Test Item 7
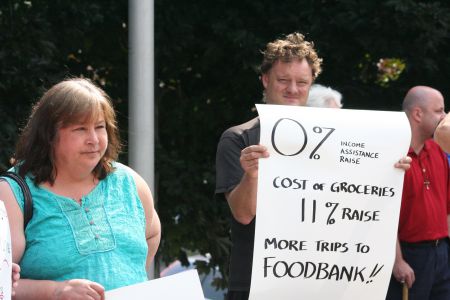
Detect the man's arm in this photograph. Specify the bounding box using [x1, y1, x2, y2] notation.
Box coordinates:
[226, 145, 269, 225]
[392, 239, 415, 288]
[435, 113, 450, 153]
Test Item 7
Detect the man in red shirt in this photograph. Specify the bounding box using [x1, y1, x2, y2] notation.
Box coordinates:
[386, 86, 450, 300]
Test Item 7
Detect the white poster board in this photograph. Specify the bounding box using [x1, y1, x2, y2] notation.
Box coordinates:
[106, 270, 205, 300]
[0, 200, 12, 300]
[249, 104, 411, 300]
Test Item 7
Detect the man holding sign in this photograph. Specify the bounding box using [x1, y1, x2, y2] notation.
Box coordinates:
[215, 32, 411, 300]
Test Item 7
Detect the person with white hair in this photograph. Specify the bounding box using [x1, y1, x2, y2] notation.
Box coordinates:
[306, 84, 343, 108]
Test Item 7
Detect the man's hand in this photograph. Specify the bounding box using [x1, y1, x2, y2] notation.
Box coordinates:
[240, 145, 270, 178]
[225, 144, 269, 225]
[393, 258, 415, 288]
[394, 156, 412, 171]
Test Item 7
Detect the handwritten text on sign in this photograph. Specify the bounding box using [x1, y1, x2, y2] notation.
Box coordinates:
[249, 104, 411, 300]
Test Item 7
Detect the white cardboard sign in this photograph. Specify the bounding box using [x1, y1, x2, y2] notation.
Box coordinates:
[0, 200, 12, 300]
[249, 104, 411, 300]
[106, 270, 205, 300]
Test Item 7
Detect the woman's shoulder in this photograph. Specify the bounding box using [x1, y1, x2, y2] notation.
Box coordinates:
[106, 162, 138, 185]
[108, 162, 150, 196]
[0, 167, 30, 209]
[108, 161, 130, 176]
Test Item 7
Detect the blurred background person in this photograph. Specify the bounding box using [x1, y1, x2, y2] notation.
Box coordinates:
[306, 84, 343, 108]
[435, 112, 450, 154]
[435, 112, 450, 165]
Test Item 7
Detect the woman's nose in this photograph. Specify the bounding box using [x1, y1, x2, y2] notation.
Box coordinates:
[86, 128, 99, 144]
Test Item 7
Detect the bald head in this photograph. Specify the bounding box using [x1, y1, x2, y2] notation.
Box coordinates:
[402, 86, 445, 148]
[402, 86, 444, 116]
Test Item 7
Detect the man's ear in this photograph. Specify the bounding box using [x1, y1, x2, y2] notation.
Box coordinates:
[261, 73, 269, 89]
[411, 107, 423, 123]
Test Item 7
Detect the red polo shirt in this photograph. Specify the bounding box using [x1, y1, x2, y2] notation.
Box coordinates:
[398, 139, 450, 243]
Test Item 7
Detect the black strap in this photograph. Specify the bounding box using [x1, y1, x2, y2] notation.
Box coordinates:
[1, 171, 33, 229]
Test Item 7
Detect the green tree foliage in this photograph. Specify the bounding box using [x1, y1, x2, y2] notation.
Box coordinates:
[155, 0, 450, 290]
[0, 0, 128, 170]
[1, 0, 450, 294]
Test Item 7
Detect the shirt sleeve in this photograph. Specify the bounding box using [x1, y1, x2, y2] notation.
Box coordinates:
[0, 176, 25, 212]
[215, 133, 245, 195]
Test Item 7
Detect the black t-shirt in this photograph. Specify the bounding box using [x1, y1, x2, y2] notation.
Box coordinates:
[215, 117, 260, 291]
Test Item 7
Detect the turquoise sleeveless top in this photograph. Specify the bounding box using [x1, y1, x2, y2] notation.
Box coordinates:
[3, 162, 148, 290]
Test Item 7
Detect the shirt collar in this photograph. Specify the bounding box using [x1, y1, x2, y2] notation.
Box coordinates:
[408, 139, 433, 157]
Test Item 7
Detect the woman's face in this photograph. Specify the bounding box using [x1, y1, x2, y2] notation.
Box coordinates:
[53, 113, 108, 175]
